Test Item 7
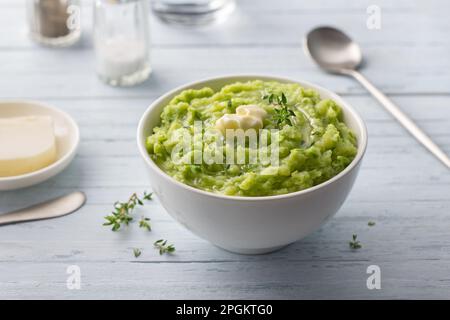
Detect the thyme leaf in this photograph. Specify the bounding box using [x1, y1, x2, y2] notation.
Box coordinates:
[349, 234, 362, 250]
[154, 239, 176, 255]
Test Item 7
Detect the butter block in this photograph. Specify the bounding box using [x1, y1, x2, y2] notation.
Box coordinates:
[0, 116, 57, 177]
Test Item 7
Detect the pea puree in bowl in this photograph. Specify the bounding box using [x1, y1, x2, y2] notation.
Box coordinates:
[137, 75, 367, 254]
[146, 80, 358, 197]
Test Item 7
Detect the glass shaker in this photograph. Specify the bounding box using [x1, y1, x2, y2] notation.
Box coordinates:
[152, 0, 235, 25]
[27, 0, 81, 47]
[93, 0, 152, 87]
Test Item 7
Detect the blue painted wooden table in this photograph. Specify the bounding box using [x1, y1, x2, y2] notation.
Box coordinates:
[0, 0, 449, 299]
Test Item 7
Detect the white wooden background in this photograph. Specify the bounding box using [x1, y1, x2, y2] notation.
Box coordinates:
[0, 0, 449, 299]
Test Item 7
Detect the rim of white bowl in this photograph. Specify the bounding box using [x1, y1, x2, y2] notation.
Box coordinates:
[0, 100, 80, 183]
[137, 74, 368, 202]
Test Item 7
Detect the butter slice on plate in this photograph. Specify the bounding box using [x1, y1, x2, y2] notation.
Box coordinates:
[0, 116, 57, 177]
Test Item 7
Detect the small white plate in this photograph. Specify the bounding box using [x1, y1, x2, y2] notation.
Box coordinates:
[0, 101, 80, 191]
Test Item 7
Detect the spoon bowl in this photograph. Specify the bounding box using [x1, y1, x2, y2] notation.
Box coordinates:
[305, 26, 362, 74]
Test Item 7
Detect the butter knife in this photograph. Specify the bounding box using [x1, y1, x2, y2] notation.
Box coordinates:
[0, 191, 86, 226]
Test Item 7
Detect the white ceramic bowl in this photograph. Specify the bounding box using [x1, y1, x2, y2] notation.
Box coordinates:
[137, 75, 367, 254]
[0, 101, 80, 191]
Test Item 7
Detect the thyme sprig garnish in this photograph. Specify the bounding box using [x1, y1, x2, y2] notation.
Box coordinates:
[349, 234, 362, 250]
[263, 92, 295, 128]
[103, 191, 153, 231]
[154, 239, 176, 255]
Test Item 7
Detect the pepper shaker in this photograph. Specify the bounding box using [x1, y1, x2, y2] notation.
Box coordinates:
[27, 0, 81, 47]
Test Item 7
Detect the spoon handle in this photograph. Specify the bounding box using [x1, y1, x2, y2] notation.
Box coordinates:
[349, 70, 450, 169]
[0, 192, 86, 226]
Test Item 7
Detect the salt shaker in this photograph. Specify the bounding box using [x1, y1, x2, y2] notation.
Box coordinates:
[27, 0, 81, 47]
[93, 0, 152, 87]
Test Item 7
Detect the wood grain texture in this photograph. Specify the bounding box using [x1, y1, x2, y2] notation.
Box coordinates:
[0, 0, 449, 299]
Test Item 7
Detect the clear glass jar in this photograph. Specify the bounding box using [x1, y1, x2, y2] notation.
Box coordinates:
[27, 0, 81, 47]
[93, 0, 151, 87]
[152, 0, 235, 25]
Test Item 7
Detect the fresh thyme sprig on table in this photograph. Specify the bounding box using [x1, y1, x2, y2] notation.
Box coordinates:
[104, 191, 176, 257]
[263, 92, 296, 128]
[154, 239, 176, 255]
[349, 234, 362, 249]
[103, 191, 153, 231]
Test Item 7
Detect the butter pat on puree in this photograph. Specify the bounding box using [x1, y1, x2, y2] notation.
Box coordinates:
[0, 116, 57, 177]
[215, 104, 267, 132]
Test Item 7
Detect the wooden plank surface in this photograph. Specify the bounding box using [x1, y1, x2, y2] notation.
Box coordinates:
[0, 0, 449, 299]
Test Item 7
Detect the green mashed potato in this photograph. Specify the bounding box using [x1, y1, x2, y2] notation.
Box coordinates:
[146, 80, 357, 196]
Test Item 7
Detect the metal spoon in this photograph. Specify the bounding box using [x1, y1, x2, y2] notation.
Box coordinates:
[304, 26, 450, 169]
[0, 192, 86, 226]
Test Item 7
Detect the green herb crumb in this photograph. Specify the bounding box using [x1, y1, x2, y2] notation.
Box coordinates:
[349, 234, 362, 250]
